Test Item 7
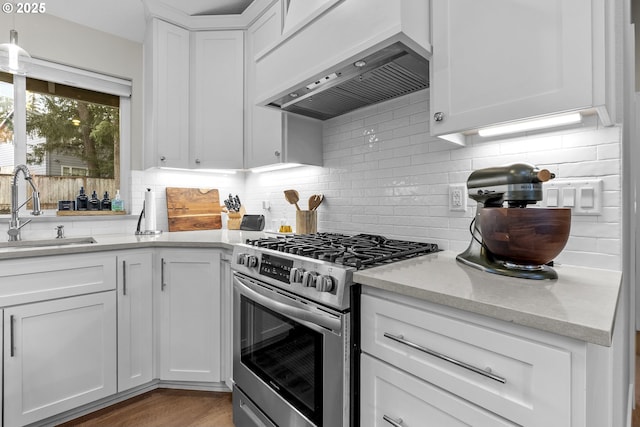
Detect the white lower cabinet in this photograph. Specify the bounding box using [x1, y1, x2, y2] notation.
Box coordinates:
[360, 287, 590, 427]
[219, 251, 233, 389]
[3, 291, 117, 426]
[0, 247, 231, 426]
[158, 249, 221, 382]
[117, 252, 154, 391]
[361, 354, 516, 427]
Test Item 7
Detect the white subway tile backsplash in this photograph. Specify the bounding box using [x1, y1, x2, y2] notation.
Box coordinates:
[244, 89, 622, 270]
[559, 159, 620, 177]
[597, 143, 620, 160]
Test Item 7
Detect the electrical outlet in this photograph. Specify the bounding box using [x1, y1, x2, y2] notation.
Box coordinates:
[449, 184, 467, 212]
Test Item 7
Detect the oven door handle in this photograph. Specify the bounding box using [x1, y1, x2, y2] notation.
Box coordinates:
[234, 275, 342, 332]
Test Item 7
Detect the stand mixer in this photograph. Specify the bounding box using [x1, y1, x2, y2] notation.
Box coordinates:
[456, 162, 569, 280]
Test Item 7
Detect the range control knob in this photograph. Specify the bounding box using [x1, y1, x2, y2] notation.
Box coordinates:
[302, 271, 319, 287]
[236, 253, 249, 265]
[290, 267, 305, 284]
[316, 275, 335, 293]
[247, 255, 259, 269]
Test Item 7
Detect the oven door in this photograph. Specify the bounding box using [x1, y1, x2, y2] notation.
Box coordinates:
[233, 272, 348, 427]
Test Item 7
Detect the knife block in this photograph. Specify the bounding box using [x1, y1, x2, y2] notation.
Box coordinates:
[296, 210, 317, 234]
[227, 206, 246, 230]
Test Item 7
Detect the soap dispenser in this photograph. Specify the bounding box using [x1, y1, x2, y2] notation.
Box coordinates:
[88, 190, 100, 210]
[76, 186, 88, 211]
[101, 191, 111, 211]
[111, 189, 124, 212]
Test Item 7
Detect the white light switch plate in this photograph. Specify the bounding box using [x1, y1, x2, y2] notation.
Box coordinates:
[542, 179, 603, 215]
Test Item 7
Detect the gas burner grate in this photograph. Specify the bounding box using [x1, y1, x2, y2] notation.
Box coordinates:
[246, 233, 439, 269]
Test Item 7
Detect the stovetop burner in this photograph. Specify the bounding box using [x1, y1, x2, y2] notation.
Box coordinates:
[245, 233, 440, 269]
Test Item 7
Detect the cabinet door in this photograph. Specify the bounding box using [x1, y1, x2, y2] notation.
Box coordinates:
[361, 354, 517, 427]
[219, 252, 233, 389]
[4, 292, 117, 426]
[159, 250, 221, 382]
[117, 252, 154, 392]
[145, 19, 190, 168]
[430, 0, 593, 136]
[361, 293, 572, 426]
[191, 31, 244, 169]
[247, 2, 285, 169]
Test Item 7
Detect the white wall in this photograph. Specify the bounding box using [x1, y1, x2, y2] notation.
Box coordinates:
[244, 89, 623, 271]
[0, 12, 144, 168]
[129, 169, 245, 231]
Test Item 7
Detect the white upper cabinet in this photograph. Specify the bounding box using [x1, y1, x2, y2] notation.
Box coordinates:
[144, 19, 191, 169]
[254, 0, 430, 108]
[191, 30, 244, 170]
[246, 2, 285, 169]
[430, 0, 613, 140]
[144, 19, 244, 170]
[246, 2, 323, 169]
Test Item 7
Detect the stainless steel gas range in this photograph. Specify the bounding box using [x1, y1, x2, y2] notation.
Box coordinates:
[231, 233, 439, 427]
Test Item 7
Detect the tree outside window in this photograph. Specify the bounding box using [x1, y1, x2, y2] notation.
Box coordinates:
[0, 71, 121, 213]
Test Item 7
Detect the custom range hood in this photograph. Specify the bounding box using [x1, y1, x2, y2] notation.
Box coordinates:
[265, 42, 429, 121]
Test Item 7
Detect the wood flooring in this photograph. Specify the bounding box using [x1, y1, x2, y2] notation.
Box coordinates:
[57, 389, 234, 427]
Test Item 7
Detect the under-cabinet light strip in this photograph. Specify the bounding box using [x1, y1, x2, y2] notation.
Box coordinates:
[478, 113, 582, 137]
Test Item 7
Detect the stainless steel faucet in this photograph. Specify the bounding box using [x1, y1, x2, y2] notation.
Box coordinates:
[8, 164, 42, 241]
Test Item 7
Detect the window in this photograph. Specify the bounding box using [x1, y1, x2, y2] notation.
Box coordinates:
[61, 166, 89, 177]
[0, 59, 131, 214]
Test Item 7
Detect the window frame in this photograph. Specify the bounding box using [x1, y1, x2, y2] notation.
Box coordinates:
[5, 58, 132, 214]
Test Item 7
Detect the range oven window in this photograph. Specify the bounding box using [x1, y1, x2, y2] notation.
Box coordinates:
[240, 295, 322, 425]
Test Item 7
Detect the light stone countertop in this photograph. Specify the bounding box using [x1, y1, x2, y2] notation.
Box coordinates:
[1, 234, 622, 346]
[354, 250, 622, 347]
[0, 230, 269, 260]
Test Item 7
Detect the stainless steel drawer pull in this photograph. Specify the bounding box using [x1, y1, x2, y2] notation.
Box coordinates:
[383, 332, 507, 384]
[122, 260, 127, 295]
[161, 258, 166, 291]
[383, 415, 403, 426]
[10, 315, 15, 357]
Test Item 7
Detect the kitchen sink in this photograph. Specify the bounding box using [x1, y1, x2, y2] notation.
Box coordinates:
[0, 237, 98, 248]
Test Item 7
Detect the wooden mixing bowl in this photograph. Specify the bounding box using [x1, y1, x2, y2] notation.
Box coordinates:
[479, 207, 571, 266]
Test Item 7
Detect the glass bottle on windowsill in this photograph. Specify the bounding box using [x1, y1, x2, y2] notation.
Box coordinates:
[111, 189, 124, 212]
[76, 186, 88, 211]
[88, 190, 101, 210]
[101, 191, 112, 211]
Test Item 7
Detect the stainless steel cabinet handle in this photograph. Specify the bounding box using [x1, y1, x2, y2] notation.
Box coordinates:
[383, 332, 506, 384]
[274, 150, 281, 157]
[433, 111, 445, 122]
[10, 315, 15, 357]
[383, 415, 403, 427]
[161, 258, 166, 291]
[122, 260, 127, 296]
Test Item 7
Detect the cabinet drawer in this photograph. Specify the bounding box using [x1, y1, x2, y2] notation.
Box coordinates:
[0, 253, 116, 306]
[361, 294, 571, 426]
[361, 354, 516, 427]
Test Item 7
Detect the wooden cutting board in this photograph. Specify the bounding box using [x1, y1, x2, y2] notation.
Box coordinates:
[166, 187, 222, 231]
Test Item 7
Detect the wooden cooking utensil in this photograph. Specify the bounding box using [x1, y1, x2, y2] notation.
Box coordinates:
[309, 194, 324, 210]
[284, 189, 301, 210]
